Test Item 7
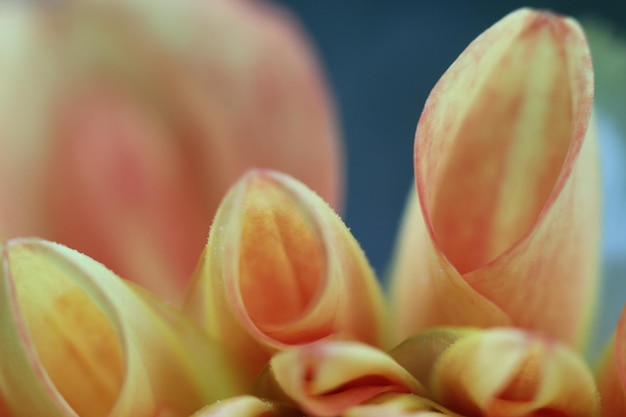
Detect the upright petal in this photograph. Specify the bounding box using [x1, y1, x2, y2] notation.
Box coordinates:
[391, 327, 600, 417]
[184, 170, 388, 384]
[0, 0, 341, 301]
[0, 238, 244, 417]
[390, 8, 599, 346]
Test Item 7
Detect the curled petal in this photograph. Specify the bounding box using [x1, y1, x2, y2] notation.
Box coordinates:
[342, 393, 461, 417]
[189, 396, 297, 417]
[254, 341, 424, 417]
[0, 238, 244, 417]
[391, 327, 599, 417]
[0, 0, 341, 302]
[184, 170, 388, 383]
[390, 8, 599, 346]
[596, 307, 626, 416]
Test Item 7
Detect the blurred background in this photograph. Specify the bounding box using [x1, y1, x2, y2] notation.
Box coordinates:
[273, 0, 626, 356]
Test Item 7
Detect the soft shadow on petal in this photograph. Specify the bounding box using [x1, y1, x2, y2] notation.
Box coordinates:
[0, 0, 341, 303]
[596, 307, 626, 416]
[391, 8, 599, 347]
[254, 341, 424, 417]
[391, 327, 599, 417]
[0, 238, 244, 417]
[389, 189, 510, 340]
[184, 170, 388, 384]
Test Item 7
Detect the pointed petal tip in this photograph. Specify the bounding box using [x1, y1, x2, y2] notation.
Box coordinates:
[391, 6, 598, 346]
[184, 169, 387, 383]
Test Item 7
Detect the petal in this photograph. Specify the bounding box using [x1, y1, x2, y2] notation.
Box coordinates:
[342, 393, 460, 417]
[184, 170, 388, 384]
[0, 238, 244, 417]
[596, 307, 626, 416]
[391, 327, 600, 417]
[0, 392, 13, 417]
[390, 8, 599, 346]
[254, 341, 424, 417]
[189, 396, 296, 417]
[0, 0, 341, 303]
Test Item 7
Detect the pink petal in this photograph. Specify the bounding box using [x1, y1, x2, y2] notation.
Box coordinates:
[0, 0, 341, 302]
[390, 8, 599, 346]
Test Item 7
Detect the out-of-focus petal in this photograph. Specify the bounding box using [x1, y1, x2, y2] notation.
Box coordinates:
[0, 0, 341, 302]
[184, 170, 388, 384]
[0, 392, 12, 417]
[391, 327, 600, 417]
[390, 8, 599, 347]
[342, 393, 460, 417]
[189, 396, 297, 417]
[596, 308, 626, 416]
[255, 341, 424, 417]
[0, 238, 244, 417]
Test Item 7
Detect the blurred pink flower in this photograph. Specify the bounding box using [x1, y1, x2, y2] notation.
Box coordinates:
[0, 0, 342, 301]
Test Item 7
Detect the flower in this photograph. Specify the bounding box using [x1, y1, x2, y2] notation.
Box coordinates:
[1, 5, 623, 417]
[0, 0, 342, 302]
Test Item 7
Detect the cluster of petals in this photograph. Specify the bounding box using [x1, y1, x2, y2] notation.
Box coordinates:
[1, 2, 625, 417]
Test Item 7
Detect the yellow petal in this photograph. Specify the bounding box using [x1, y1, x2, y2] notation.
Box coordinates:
[0, 0, 341, 303]
[254, 341, 424, 417]
[596, 307, 626, 416]
[184, 170, 388, 384]
[391, 327, 599, 417]
[390, 8, 599, 347]
[0, 238, 244, 417]
[189, 396, 296, 417]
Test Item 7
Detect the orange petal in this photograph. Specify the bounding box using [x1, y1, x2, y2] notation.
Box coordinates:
[0, 392, 13, 417]
[255, 341, 424, 417]
[0, 0, 341, 303]
[0, 238, 244, 417]
[391, 327, 599, 417]
[596, 307, 626, 416]
[390, 8, 599, 346]
[184, 170, 388, 384]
